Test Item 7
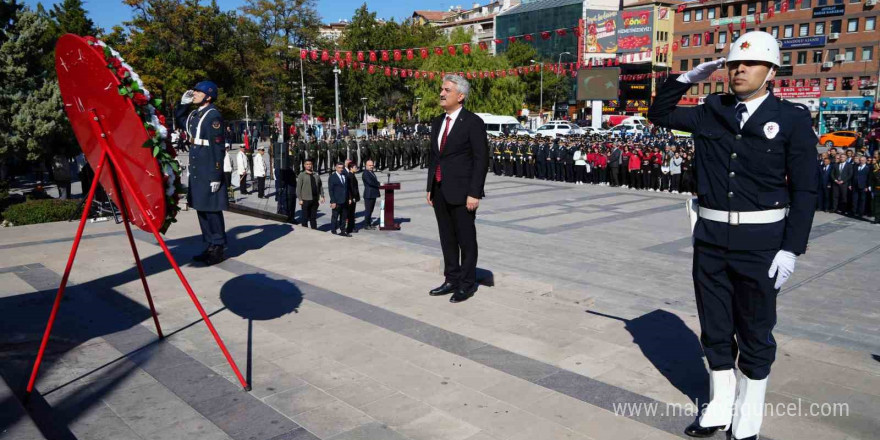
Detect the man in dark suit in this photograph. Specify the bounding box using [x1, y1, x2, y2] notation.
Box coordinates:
[648, 31, 817, 440]
[426, 75, 489, 303]
[608, 144, 622, 186]
[345, 161, 361, 233]
[328, 163, 350, 237]
[818, 157, 833, 212]
[361, 160, 381, 229]
[852, 155, 870, 216]
[830, 153, 853, 213]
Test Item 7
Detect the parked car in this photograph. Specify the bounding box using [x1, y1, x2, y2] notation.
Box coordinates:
[818, 130, 859, 148]
[610, 122, 642, 136]
[582, 126, 610, 135]
[536, 122, 580, 138]
[476, 113, 534, 137]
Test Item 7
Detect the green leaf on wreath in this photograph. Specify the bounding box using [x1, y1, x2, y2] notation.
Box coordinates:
[153, 146, 160, 156]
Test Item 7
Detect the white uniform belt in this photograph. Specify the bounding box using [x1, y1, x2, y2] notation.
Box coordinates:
[193, 139, 209, 146]
[698, 206, 787, 225]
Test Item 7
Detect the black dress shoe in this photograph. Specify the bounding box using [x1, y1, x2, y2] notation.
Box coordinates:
[205, 247, 225, 266]
[193, 246, 213, 262]
[684, 421, 726, 438]
[429, 282, 458, 296]
[450, 285, 477, 303]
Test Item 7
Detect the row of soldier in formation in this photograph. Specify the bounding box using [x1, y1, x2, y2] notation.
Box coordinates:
[286, 136, 433, 174]
[489, 134, 697, 193]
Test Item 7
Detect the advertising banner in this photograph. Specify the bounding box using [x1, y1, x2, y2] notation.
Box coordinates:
[584, 10, 619, 55]
[617, 8, 653, 53]
[773, 86, 821, 99]
[780, 36, 827, 49]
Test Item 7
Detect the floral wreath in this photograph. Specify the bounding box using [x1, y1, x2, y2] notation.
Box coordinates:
[84, 36, 184, 233]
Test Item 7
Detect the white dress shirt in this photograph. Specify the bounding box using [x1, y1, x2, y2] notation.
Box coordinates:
[437, 106, 463, 149]
[735, 92, 770, 128]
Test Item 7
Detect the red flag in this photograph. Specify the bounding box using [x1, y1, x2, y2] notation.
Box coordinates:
[781, 1, 789, 12]
[489, 71, 495, 78]
[393, 49, 401, 61]
[368, 65, 375, 74]
[384, 67, 391, 76]
[466, 72, 473, 79]
[494, 38, 502, 45]
[243, 132, 250, 150]
[300, 49, 307, 59]
[556, 29, 567, 37]
[524, 34, 533, 41]
[447, 45, 457, 56]
[672, 41, 679, 52]
[381, 50, 389, 61]
[334, 50, 341, 61]
[392, 68, 398, 77]
[420, 48, 429, 59]
[310, 49, 318, 61]
[677, 4, 686, 12]
[321, 50, 329, 62]
[462, 43, 471, 55]
[401, 69, 407, 78]
[434, 46, 444, 56]
[573, 26, 581, 37]
[768, 4, 775, 17]
[754, 12, 761, 25]
[428, 72, 435, 80]
[478, 41, 488, 51]
[345, 51, 352, 62]
[728, 23, 734, 34]
[406, 48, 414, 60]
[415, 71, 421, 79]
[740, 18, 746, 30]
[508, 36, 516, 43]
[541, 31, 551, 40]
[369, 51, 377, 62]
[357, 51, 364, 62]
[571, 70, 577, 78]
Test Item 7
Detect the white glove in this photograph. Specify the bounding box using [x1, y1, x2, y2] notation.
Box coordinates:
[180, 90, 194, 105]
[768, 250, 797, 290]
[210, 181, 221, 193]
[677, 58, 726, 84]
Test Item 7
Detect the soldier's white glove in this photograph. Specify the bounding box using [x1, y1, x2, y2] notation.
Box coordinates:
[677, 58, 726, 84]
[768, 250, 797, 290]
[180, 90, 194, 105]
[210, 181, 221, 193]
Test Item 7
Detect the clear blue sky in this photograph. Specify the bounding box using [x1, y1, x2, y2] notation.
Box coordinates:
[23, 0, 455, 32]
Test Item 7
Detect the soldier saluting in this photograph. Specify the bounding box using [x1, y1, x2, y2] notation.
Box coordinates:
[648, 31, 818, 440]
[175, 81, 229, 265]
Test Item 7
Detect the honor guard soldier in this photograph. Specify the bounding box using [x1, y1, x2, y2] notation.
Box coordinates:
[175, 81, 228, 265]
[648, 31, 818, 440]
[514, 142, 524, 177]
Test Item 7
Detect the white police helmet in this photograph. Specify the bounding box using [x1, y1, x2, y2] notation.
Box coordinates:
[726, 31, 780, 67]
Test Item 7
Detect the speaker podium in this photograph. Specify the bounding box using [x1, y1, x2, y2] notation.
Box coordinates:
[379, 182, 401, 231]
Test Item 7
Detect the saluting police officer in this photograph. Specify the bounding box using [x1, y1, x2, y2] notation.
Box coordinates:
[175, 81, 229, 265]
[648, 31, 817, 440]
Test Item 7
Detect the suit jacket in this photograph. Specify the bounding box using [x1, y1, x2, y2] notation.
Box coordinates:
[819, 164, 833, 187]
[362, 170, 381, 199]
[328, 172, 349, 205]
[608, 148, 622, 167]
[347, 171, 361, 202]
[426, 108, 489, 204]
[853, 164, 870, 189]
[648, 74, 818, 254]
[830, 162, 853, 183]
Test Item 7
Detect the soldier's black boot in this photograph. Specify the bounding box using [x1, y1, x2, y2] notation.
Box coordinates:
[684, 421, 725, 438]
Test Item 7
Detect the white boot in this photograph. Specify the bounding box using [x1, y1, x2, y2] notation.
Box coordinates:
[731, 371, 768, 439]
[699, 369, 736, 429]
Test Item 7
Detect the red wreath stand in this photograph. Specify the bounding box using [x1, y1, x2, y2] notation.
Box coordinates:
[25, 34, 249, 397]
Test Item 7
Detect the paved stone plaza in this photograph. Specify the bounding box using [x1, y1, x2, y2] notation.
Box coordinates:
[1, 168, 878, 440]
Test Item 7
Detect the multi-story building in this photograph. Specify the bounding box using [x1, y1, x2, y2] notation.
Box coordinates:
[674, 0, 879, 132]
[319, 21, 349, 42]
[413, 1, 521, 54]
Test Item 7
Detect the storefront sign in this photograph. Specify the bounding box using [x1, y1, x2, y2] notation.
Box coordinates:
[617, 8, 653, 53]
[585, 10, 619, 54]
[774, 86, 821, 99]
[812, 5, 845, 19]
[780, 36, 827, 49]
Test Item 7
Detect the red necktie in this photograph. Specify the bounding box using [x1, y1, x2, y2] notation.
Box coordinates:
[435, 116, 451, 182]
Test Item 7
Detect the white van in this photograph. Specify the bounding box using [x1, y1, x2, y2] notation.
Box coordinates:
[476, 113, 534, 137]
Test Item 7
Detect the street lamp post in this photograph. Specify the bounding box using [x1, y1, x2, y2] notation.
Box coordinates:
[333, 63, 342, 137]
[552, 52, 572, 120]
[287, 45, 308, 128]
[361, 97, 368, 138]
[307, 95, 314, 127]
[241, 96, 250, 143]
[530, 59, 543, 126]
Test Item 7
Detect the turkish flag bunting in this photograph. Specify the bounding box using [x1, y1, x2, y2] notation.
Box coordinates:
[489, 71, 495, 78]
[334, 50, 340, 61]
[393, 49, 401, 61]
[524, 34, 533, 41]
[401, 69, 407, 78]
[781, 1, 789, 12]
[478, 41, 488, 51]
[467, 72, 472, 79]
[369, 51, 377, 62]
[300, 49, 307, 59]
[672, 41, 679, 51]
[345, 51, 352, 62]
[415, 71, 421, 79]
[768, 4, 775, 17]
[677, 4, 686, 12]
[754, 12, 761, 24]
[381, 50, 389, 61]
[728, 23, 734, 34]
[541, 31, 551, 40]
[406, 49, 414, 60]
[434, 46, 444, 56]
[357, 51, 364, 61]
[463, 43, 471, 54]
[494, 38, 502, 45]
[310, 49, 318, 61]
[740, 18, 746, 30]
[573, 26, 581, 37]
[368, 65, 375, 74]
[420, 48, 429, 59]
[556, 29, 567, 37]
[448, 45, 456, 56]
[321, 50, 329, 62]
[508, 36, 516, 43]
[392, 68, 398, 77]
[704, 31, 710, 42]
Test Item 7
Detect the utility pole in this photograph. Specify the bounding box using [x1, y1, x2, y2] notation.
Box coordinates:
[531, 60, 544, 125]
[333, 63, 342, 137]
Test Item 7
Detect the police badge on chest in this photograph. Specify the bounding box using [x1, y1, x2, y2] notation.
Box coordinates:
[763, 122, 779, 140]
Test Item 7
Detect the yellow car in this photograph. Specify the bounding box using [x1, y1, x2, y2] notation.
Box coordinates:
[818, 131, 859, 148]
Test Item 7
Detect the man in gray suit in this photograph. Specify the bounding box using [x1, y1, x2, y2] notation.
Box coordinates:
[830, 153, 853, 214]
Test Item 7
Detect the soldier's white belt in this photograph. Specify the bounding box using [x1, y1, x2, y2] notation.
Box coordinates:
[193, 139, 209, 146]
[698, 206, 787, 226]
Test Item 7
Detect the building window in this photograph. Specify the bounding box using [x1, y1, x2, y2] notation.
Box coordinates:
[795, 78, 805, 87]
[813, 50, 824, 63]
[810, 78, 821, 87]
[825, 77, 836, 91]
[867, 17, 876, 32]
[799, 24, 809, 37]
[721, 4, 729, 18]
[862, 46, 874, 61]
[830, 20, 841, 34]
[683, 11, 691, 22]
[694, 33, 702, 46]
[845, 47, 855, 61]
[847, 18, 858, 33]
[719, 31, 728, 44]
[815, 22, 825, 35]
[784, 25, 794, 38]
[747, 2, 757, 14]
[770, 27, 779, 38]
[704, 57, 713, 64]
[680, 59, 689, 71]
[682, 36, 690, 47]
[690, 85, 699, 95]
[693, 59, 701, 69]
[817, 0, 827, 4]
[801, 0, 811, 7]
[707, 8, 716, 19]
[828, 48, 839, 63]
[859, 76, 871, 88]
[797, 51, 807, 64]
[782, 52, 792, 65]
[695, 9, 704, 20]
[706, 32, 714, 44]
[703, 83, 711, 94]
[715, 82, 724, 93]
[842, 77, 853, 90]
